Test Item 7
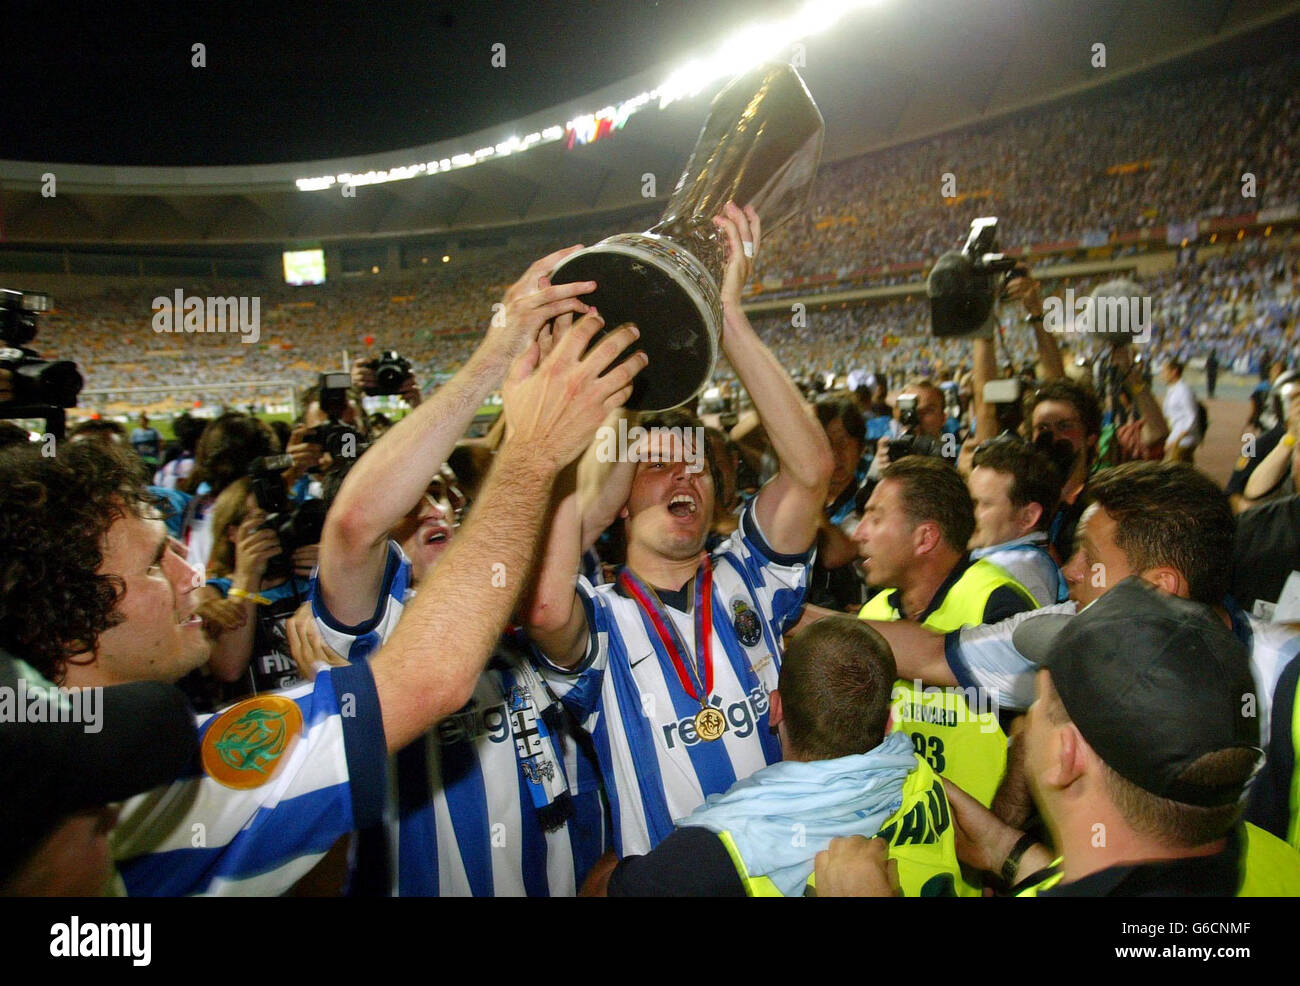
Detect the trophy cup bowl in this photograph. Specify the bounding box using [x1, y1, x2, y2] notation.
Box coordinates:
[550, 61, 825, 412]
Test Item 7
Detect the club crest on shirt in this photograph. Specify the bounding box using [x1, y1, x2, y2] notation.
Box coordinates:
[201, 695, 304, 790]
[731, 598, 763, 648]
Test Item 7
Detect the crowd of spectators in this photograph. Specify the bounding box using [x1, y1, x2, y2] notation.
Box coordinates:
[24, 54, 1298, 418]
[29, 232, 1297, 421]
[753, 55, 1299, 282]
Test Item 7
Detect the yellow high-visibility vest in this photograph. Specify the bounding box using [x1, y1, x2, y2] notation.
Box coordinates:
[1018, 824, 1300, 896]
[859, 558, 1036, 807]
[714, 754, 972, 896]
[1238, 822, 1300, 896]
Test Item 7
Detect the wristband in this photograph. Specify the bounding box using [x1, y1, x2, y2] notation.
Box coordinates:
[1283, 434, 1297, 448]
[228, 587, 272, 605]
[1000, 831, 1041, 886]
[1009, 862, 1062, 896]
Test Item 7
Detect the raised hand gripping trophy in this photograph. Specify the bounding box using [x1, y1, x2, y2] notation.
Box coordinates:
[550, 62, 824, 411]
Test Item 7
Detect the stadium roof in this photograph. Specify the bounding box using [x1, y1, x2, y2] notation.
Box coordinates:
[2, 0, 1298, 247]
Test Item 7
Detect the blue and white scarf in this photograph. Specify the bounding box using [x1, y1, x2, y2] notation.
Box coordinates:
[493, 636, 574, 831]
[681, 731, 917, 896]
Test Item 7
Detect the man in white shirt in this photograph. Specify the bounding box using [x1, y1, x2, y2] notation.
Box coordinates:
[1161, 360, 1200, 464]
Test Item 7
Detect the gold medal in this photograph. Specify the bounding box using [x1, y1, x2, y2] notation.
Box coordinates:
[695, 705, 728, 742]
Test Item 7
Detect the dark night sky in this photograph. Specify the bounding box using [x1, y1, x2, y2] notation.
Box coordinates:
[3, 0, 795, 167]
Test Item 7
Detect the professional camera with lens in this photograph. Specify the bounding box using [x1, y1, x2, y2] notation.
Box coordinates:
[0, 289, 83, 436]
[248, 455, 327, 579]
[927, 218, 1026, 339]
[889, 393, 942, 461]
[302, 419, 366, 460]
[305, 371, 367, 461]
[361, 350, 413, 396]
[888, 431, 942, 460]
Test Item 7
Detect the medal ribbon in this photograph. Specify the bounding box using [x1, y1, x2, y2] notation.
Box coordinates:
[619, 556, 713, 704]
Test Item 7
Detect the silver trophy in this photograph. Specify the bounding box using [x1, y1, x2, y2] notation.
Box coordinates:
[550, 62, 824, 411]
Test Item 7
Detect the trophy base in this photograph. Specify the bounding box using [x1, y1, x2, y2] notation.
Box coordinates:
[549, 233, 720, 413]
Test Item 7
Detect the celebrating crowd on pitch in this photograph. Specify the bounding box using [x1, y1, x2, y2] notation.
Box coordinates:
[4, 183, 1300, 898]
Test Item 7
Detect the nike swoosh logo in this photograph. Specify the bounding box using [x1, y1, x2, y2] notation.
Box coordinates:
[629, 655, 653, 670]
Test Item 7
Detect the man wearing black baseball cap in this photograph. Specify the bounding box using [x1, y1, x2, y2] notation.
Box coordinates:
[0, 647, 198, 896]
[815, 580, 1300, 895]
[1002, 579, 1296, 895]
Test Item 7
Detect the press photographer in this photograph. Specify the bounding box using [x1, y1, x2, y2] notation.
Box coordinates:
[353, 350, 420, 403]
[304, 371, 370, 463]
[194, 454, 326, 698]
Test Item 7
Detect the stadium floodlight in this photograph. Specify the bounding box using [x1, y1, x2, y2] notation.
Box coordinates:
[659, 0, 880, 108]
[801, 0, 881, 36]
[294, 0, 881, 192]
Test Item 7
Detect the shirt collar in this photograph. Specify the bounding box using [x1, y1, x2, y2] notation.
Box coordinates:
[1044, 828, 1241, 897]
[889, 553, 974, 622]
[971, 532, 1049, 560]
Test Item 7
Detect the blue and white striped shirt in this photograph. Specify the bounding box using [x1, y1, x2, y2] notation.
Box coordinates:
[947, 598, 1300, 741]
[112, 662, 387, 896]
[311, 542, 608, 896]
[537, 502, 811, 857]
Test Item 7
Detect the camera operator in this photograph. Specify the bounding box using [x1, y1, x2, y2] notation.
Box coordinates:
[1027, 379, 1103, 562]
[957, 269, 1063, 477]
[180, 411, 280, 570]
[303, 373, 370, 451]
[280, 421, 328, 501]
[1240, 370, 1299, 506]
[351, 353, 422, 408]
[195, 472, 322, 698]
[1028, 345, 1165, 564]
[868, 379, 955, 477]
